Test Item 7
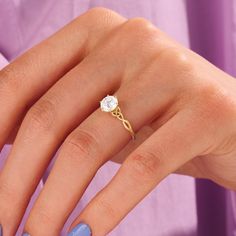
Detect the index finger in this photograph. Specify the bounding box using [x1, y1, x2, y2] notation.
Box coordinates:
[0, 7, 125, 149]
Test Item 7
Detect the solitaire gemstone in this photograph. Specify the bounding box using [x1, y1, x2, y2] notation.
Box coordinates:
[100, 95, 118, 112]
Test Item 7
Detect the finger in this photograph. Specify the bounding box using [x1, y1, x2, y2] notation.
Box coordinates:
[68, 109, 209, 236]
[0, 49, 122, 235]
[0, 7, 124, 150]
[1, 18, 173, 235]
[23, 63, 178, 236]
[112, 123, 203, 177]
[0, 9, 126, 235]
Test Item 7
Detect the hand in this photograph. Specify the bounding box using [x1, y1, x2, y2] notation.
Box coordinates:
[0, 7, 236, 236]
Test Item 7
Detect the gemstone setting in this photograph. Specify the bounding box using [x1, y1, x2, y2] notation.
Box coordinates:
[100, 95, 118, 112]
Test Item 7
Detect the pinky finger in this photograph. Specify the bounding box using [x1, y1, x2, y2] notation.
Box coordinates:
[67, 110, 208, 236]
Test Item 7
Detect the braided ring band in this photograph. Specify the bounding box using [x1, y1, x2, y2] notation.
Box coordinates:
[100, 95, 136, 140]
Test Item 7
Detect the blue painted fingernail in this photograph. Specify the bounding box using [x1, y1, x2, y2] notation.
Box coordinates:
[68, 222, 92, 236]
[0, 225, 2, 236]
[23, 233, 30, 236]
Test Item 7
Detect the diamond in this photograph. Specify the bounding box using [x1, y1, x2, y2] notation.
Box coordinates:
[100, 95, 118, 112]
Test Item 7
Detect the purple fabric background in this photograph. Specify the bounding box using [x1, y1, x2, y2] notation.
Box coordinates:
[0, 0, 235, 235]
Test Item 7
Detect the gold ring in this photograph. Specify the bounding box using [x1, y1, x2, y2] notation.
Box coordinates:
[100, 95, 135, 140]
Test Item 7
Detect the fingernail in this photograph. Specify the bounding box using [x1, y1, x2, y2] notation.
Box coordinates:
[22, 233, 30, 236]
[0, 225, 2, 236]
[68, 222, 92, 236]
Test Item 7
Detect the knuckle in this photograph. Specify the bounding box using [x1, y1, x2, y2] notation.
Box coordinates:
[0, 182, 27, 227]
[198, 84, 230, 113]
[62, 129, 101, 164]
[26, 207, 57, 231]
[0, 51, 38, 97]
[127, 17, 154, 30]
[192, 82, 236, 133]
[0, 66, 23, 96]
[84, 7, 119, 28]
[0, 182, 19, 208]
[86, 6, 112, 16]
[125, 17, 159, 40]
[120, 17, 162, 59]
[159, 47, 194, 76]
[95, 198, 118, 220]
[25, 98, 57, 131]
[80, 7, 125, 52]
[83, 7, 125, 28]
[128, 151, 161, 179]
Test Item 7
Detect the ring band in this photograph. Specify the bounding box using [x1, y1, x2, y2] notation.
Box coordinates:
[100, 95, 136, 140]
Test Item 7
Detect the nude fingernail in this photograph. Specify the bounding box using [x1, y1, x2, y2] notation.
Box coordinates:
[68, 222, 92, 236]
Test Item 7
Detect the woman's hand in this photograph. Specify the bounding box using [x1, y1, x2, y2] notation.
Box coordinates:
[0, 7, 236, 236]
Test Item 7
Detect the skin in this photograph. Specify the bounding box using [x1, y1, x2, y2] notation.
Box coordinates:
[0, 7, 236, 236]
